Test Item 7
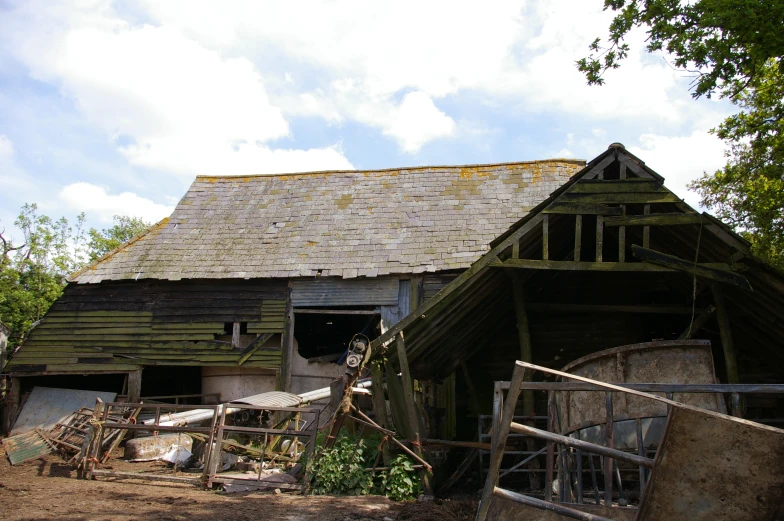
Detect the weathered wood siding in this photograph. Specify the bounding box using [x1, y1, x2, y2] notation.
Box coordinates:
[7, 280, 288, 374]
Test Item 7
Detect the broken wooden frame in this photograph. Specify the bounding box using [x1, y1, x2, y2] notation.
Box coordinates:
[83, 401, 221, 485]
[476, 361, 784, 521]
[206, 403, 320, 493]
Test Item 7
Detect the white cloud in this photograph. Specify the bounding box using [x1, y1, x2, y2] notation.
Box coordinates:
[554, 148, 574, 158]
[59, 182, 175, 223]
[2, 3, 353, 176]
[0, 135, 14, 158]
[628, 131, 728, 209]
[383, 92, 455, 153]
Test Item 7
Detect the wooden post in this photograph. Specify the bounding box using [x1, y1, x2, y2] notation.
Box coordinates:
[231, 322, 241, 348]
[574, 215, 582, 261]
[279, 284, 295, 392]
[127, 369, 142, 402]
[643, 204, 651, 249]
[619, 205, 626, 262]
[596, 215, 604, 262]
[460, 359, 481, 416]
[3, 376, 20, 435]
[369, 362, 392, 465]
[511, 272, 540, 489]
[476, 363, 527, 521]
[542, 215, 549, 260]
[395, 332, 432, 494]
[713, 285, 740, 385]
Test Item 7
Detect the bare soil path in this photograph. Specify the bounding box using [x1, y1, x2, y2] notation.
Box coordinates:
[0, 446, 401, 521]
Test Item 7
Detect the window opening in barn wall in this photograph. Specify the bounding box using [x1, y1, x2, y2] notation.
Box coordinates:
[293, 307, 380, 363]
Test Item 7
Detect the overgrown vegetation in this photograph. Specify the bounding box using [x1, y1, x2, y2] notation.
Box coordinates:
[0, 204, 151, 348]
[309, 430, 421, 500]
[579, 0, 784, 268]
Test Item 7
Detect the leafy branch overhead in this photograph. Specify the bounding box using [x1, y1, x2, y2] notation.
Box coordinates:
[578, 0, 784, 268]
[0, 205, 150, 348]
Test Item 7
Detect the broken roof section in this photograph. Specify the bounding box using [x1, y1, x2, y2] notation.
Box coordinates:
[71, 160, 583, 283]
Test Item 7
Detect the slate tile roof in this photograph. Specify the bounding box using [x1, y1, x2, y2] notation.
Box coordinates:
[72, 159, 584, 282]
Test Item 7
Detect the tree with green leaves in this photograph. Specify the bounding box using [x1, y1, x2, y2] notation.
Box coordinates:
[578, 0, 784, 268]
[0, 205, 150, 348]
[87, 215, 151, 261]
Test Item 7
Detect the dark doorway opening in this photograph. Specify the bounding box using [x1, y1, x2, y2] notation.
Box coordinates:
[294, 310, 380, 361]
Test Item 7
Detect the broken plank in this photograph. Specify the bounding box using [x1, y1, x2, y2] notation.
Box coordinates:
[631, 245, 753, 291]
[237, 333, 275, 365]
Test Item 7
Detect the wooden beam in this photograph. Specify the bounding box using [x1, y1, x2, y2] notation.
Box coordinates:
[280, 284, 294, 392]
[619, 205, 626, 263]
[294, 308, 379, 315]
[643, 205, 651, 248]
[231, 322, 241, 349]
[527, 303, 712, 315]
[544, 202, 623, 215]
[574, 215, 582, 261]
[491, 259, 672, 272]
[127, 369, 142, 402]
[460, 360, 481, 417]
[631, 245, 753, 291]
[542, 215, 549, 260]
[237, 333, 275, 366]
[619, 163, 626, 179]
[713, 286, 740, 386]
[581, 154, 617, 180]
[569, 179, 665, 193]
[604, 213, 705, 227]
[618, 155, 656, 179]
[511, 274, 540, 490]
[560, 192, 681, 205]
[395, 332, 432, 493]
[3, 377, 20, 435]
[369, 362, 391, 465]
[596, 215, 604, 262]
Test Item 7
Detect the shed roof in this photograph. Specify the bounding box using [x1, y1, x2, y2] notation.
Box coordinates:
[71, 159, 584, 282]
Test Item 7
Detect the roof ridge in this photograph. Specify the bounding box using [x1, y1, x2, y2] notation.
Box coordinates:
[195, 158, 586, 180]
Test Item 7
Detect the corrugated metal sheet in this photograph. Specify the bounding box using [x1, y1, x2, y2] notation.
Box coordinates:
[292, 277, 399, 306]
[3, 430, 52, 465]
[231, 391, 302, 408]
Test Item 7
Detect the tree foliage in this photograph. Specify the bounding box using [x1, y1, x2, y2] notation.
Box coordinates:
[0, 205, 150, 347]
[87, 215, 151, 261]
[578, 0, 784, 268]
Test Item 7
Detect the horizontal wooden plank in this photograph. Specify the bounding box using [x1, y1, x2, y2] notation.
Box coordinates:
[29, 334, 217, 341]
[560, 192, 681, 204]
[490, 259, 673, 272]
[631, 245, 752, 291]
[44, 364, 140, 372]
[603, 213, 705, 227]
[543, 202, 624, 215]
[569, 179, 665, 193]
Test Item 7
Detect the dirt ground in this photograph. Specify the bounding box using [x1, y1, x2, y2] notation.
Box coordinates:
[0, 445, 403, 521]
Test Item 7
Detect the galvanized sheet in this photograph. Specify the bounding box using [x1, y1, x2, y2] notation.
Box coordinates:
[3, 430, 52, 465]
[10, 387, 117, 436]
[231, 391, 302, 408]
[292, 277, 399, 307]
[638, 406, 784, 521]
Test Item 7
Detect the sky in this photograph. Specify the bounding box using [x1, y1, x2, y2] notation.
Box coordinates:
[0, 0, 733, 243]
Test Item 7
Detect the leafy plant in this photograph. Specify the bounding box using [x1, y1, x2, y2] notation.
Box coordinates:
[308, 430, 420, 501]
[381, 455, 421, 501]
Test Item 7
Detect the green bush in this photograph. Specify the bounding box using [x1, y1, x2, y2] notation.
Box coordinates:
[309, 431, 420, 500]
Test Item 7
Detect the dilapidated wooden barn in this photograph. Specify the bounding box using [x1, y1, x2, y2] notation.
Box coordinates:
[370, 143, 784, 439]
[2, 155, 583, 432]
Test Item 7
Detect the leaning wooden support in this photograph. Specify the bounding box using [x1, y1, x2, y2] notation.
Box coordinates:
[476, 362, 527, 521]
[492, 487, 616, 521]
[632, 245, 752, 291]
